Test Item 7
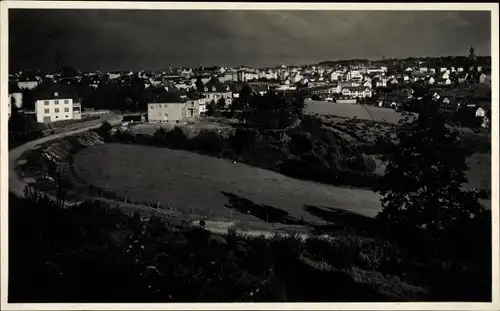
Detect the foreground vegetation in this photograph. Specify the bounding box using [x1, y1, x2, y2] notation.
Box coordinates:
[9, 188, 490, 302]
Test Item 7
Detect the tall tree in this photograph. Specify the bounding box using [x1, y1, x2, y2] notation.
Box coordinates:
[376, 91, 487, 255]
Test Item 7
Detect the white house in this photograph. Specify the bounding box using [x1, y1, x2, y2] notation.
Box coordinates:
[427, 77, 436, 85]
[34, 88, 80, 123]
[9, 92, 23, 109]
[330, 71, 343, 81]
[362, 81, 372, 88]
[341, 86, 372, 98]
[148, 100, 200, 123]
[388, 78, 399, 85]
[475, 107, 485, 118]
[366, 67, 386, 74]
[203, 78, 233, 107]
[17, 80, 39, 90]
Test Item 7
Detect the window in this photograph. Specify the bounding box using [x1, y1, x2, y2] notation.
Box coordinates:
[164, 113, 168, 117]
[64, 108, 69, 112]
[55, 116, 59, 119]
[150, 105, 154, 110]
[54, 108, 60, 113]
[44, 109, 50, 114]
[65, 115, 68, 118]
[64, 100, 69, 104]
[164, 104, 168, 108]
[212, 87, 216, 92]
[44, 101, 49, 105]
[158, 113, 161, 117]
[54, 100, 59, 105]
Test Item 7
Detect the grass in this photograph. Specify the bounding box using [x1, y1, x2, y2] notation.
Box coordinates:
[304, 100, 406, 124]
[73, 143, 382, 223]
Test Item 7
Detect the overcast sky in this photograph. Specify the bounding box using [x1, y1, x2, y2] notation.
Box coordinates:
[9, 9, 491, 72]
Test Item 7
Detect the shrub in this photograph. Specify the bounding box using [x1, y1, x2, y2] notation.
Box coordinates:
[187, 130, 225, 156]
[165, 127, 188, 149]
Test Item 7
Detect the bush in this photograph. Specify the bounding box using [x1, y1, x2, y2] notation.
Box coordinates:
[229, 128, 260, 155]
[165, 127, 188, 149]
[187, 130, 225, 156]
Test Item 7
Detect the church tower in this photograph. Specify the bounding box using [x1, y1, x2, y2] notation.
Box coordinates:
[469, 46, 476, 63]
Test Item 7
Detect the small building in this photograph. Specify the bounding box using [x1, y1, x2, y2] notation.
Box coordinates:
[147, 92, 201, 123]
[341, 86, 372, 98]
[203, 78, 233, 107]
[475, 107, 485, 118]
[34, 84, 80, 123]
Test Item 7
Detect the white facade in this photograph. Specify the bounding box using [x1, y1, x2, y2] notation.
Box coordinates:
[9, 92, 23, 109]
[330, 71, 342, 81]
[341, 87, 372, 98]
[366, 67, 385, 74]
[35, 97, 74, 123]
[475, 107, 485, 118]
[18, 81, 39, 90]
[148, 100, 200, 123]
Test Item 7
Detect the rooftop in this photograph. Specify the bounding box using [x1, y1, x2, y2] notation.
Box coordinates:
[34, 83, 78, 100]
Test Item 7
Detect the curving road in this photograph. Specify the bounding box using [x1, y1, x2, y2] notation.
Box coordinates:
[9, 122, 111, 198]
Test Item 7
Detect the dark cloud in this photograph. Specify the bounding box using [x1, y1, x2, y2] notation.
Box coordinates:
[9, 9, 491, 71]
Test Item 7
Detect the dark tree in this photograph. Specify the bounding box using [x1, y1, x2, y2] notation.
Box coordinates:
[206, 100, 216, 116]
[216, 97, 226, 110]
[195, 77, 204, 93]
[239, 84, 253, 108]
[376, 91, 488, 257]
[230, 98, 244, 112]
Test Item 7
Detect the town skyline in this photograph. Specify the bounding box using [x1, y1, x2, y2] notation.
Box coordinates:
[9, 10, 491, 72]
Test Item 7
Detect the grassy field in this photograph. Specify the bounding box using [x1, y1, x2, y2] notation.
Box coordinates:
[74, 143, 383, 224]
[304, 100, 406, 124]
[373, 153, 491, 192]
[465, 153, 491, 192]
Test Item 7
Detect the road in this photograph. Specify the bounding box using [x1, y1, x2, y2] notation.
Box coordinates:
[9, 122, 112, 198]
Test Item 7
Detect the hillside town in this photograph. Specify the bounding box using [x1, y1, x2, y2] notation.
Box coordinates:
[8, 47, 492, 139]
[5, 5, 496, 306]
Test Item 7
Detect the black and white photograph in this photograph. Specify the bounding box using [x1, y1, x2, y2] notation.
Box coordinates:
[1, 1, 498, 309]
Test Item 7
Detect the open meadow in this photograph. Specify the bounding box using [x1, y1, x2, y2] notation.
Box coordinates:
[304, 100, 407, 124]
[73, 143, 383, 224]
